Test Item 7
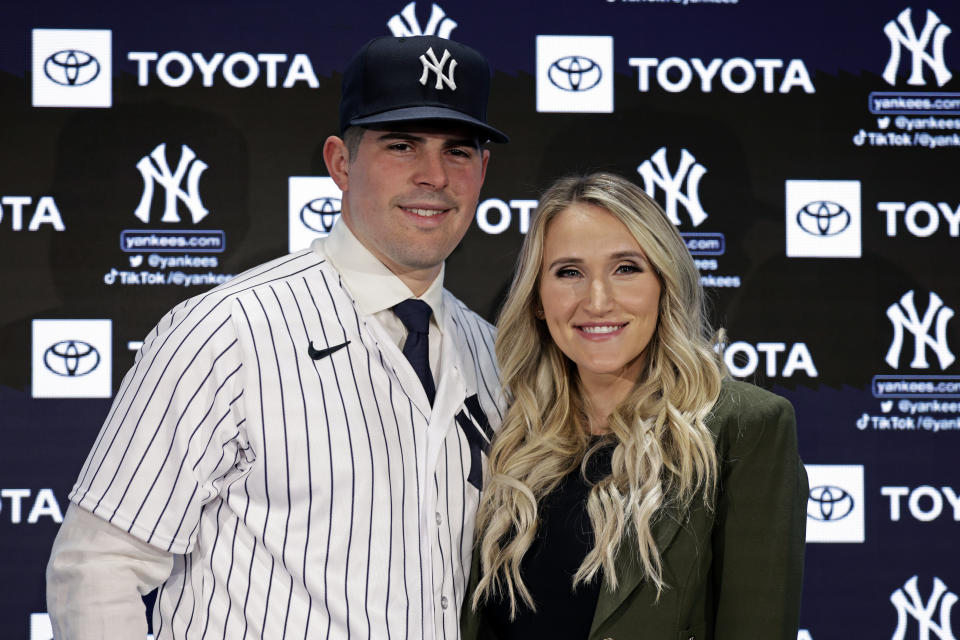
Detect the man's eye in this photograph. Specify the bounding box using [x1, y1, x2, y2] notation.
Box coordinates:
[388, 143, 412, 151]
[448, 147, 472, 158]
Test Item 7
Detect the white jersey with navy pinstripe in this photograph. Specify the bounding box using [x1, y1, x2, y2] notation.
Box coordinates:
[69, 245, 502, 640]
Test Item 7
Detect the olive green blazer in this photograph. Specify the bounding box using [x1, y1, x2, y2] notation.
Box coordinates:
[462, 379, 808, 640]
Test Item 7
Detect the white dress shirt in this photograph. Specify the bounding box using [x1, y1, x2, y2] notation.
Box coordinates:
[323, 219, 445, 386]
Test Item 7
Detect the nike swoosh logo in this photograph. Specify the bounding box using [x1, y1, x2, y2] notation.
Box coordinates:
[307, 340, 350, 361]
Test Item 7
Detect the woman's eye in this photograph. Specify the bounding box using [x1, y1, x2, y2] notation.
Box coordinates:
[556, 267, 581, 278]
[615, 263, 641, 274]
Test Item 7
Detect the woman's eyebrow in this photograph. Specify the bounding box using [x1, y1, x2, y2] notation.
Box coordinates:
[546, 251, 646, 270]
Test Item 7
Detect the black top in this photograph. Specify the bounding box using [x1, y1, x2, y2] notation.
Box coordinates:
[484, 439, 616, 639]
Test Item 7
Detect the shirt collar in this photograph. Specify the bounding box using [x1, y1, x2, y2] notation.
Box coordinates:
[317, 219, 445, 321]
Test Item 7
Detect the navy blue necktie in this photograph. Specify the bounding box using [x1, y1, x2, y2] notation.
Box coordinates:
[393, 299, 436, 405]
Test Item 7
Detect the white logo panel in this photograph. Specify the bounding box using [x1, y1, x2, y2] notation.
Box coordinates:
[289, 177, 343, 252]
[536, 36, 614, 113]
[30, 613, 53, 640]
[32, 319, 112, 398]
[32, 29, 112, 108]
[785, 180, 862, 258]
[805, 464, 865, 543]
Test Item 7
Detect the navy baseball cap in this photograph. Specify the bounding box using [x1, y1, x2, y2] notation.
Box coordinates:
[339, 35, 508, 144]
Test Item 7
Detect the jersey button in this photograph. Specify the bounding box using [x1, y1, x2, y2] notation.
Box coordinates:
[435, 512, 442, 525]
[440, 596, 449, 609]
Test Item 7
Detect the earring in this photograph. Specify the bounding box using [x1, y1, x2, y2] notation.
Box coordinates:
[535, 306, 545, 319]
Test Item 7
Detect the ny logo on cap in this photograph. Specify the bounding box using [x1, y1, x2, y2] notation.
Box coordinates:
[419, 47, 457, 90]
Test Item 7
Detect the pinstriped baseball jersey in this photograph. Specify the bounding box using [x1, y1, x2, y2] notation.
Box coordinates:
[69, 245, 502, 640]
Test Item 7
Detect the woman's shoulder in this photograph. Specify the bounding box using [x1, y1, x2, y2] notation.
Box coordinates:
[712, 378, 793, 416]
[707, 378, 798, 455]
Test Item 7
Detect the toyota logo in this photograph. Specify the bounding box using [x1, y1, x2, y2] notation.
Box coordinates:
[548, 56, 602, 92]
[44, 340, 101, 377]
[797, 201, 851, 237]
[807, 485, 855, 521]
[43, 49, 101, 87]
[300, 197, 341, 234]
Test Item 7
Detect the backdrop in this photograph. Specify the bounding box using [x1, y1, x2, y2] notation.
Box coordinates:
[2, 1, 959, 638]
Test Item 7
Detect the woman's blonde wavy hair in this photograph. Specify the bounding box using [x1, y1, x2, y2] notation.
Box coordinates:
[473, 172, 726, 617]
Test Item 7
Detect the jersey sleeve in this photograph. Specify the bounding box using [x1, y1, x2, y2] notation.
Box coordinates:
[69, 294, 249, 554]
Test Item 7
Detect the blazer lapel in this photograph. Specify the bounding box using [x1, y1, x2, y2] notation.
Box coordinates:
[589, 504, 685, 636]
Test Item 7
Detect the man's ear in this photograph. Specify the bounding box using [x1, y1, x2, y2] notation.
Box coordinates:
[323, 135, 350, 191]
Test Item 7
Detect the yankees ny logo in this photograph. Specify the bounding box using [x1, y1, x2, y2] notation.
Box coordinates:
[134, 143, 209, 224]
[387, 2, 458, 39]
[883, 8, 952, 87]
[637, 147, 709, 227]
[886, 290, 955, 370]
[419, 47, 457, 90]
[890, 575, 958, 640]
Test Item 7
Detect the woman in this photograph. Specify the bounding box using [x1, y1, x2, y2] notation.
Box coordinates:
[463, 173, 807, 639]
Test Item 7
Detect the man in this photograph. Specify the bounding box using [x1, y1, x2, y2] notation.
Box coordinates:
[47, 35, 508, 639]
